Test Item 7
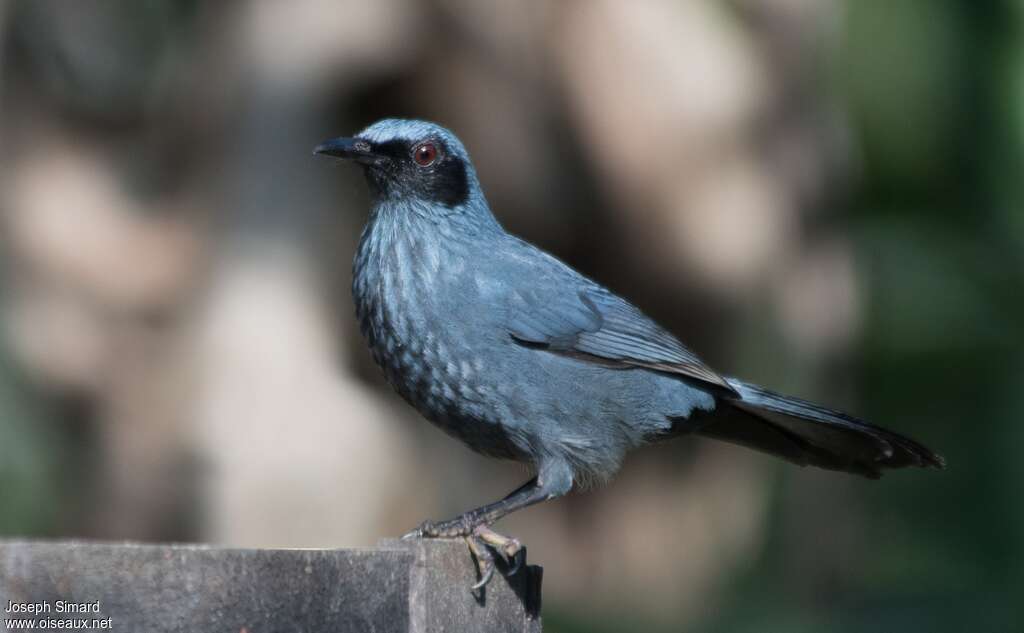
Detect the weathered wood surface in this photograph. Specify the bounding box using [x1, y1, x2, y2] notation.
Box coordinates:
[0, 538, 541, 632]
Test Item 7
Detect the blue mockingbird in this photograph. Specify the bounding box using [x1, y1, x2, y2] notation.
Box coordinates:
[315, 119, 944, 589]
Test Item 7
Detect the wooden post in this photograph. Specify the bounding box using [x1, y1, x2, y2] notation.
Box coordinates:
[0, 538, 542, 632]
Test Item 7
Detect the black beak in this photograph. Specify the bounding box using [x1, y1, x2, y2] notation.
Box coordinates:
[313, 137, 385, 165]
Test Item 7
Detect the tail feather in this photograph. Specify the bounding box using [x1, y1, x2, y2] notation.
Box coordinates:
[697, 378, 945, 479]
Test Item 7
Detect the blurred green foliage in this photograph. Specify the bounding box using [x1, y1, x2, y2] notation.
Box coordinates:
[0, 337, 72, 536]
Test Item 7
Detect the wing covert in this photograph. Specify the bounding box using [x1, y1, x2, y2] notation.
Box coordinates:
[506, 285, 737, 396]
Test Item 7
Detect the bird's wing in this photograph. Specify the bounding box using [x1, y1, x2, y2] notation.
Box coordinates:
[505, 280, 738, 397]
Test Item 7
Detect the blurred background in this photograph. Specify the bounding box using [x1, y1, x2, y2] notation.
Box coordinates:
[0, 1, 1019, 631]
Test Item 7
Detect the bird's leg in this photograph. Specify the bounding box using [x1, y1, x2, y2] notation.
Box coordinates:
[404, 477, 542, 538]
[404, 477, 542, 590]
[404, 463, 574, 591]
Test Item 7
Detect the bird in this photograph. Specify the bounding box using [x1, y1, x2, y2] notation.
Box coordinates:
[314, 118, 944, 590]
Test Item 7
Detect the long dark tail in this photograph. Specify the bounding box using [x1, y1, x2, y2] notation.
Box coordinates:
[696, 378, 945, 479]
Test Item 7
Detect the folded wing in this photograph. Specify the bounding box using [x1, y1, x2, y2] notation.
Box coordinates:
[506, 284, 738, 397]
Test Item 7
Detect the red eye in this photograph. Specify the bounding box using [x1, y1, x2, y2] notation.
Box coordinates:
[413, 142, 438, 166]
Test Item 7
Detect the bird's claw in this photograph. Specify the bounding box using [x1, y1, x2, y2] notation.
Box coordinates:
[403, 518, 524, 592]
[465, 525, 524, 592]
[466, 533, 496, 592]
[400, 527, 423, 540]
[508, 547, 526, 576]
[472, 525, 524, 576]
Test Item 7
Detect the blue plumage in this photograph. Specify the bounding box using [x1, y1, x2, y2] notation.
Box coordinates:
[315, 119, 943, 584]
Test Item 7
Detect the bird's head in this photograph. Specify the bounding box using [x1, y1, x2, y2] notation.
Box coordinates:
[315, 119, 489, 222]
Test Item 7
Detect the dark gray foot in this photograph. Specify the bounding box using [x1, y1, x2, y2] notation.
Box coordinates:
[402, 514, 478, 539]
[403, 519, 524, 592]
